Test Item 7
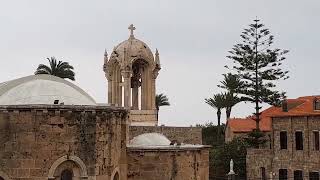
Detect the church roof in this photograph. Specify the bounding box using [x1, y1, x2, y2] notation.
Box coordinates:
[226, 96, 320, 133]
[0, 74, 96, 105]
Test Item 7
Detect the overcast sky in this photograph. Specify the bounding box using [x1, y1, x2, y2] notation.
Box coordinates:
[0, 0, 319, 126]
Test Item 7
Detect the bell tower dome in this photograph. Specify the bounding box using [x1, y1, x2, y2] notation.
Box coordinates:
[103, 24, 161, 126]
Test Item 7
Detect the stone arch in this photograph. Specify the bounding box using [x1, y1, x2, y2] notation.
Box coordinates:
[111, 167, 120, 180]
[48, 155, 88, 179]
[0, 171, 11, 180]
[130, 58, 155, 110]
[131, 57, 155, 70]
[106, 58, 123, 106]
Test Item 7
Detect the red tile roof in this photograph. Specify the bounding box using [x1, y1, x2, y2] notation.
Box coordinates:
[227, 96, 320, 133]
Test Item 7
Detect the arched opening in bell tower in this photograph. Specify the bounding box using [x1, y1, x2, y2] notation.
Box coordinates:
[131, 58, 151, 110]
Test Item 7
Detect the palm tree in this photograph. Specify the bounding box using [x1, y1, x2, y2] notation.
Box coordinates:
[223, 92, 241, 119]
[218, 73, 243, 119]
[35, 57, 75, 81]
[155, 93, 170, 121]
[205, 93, 225, 126]
[218, 73, 243, 94]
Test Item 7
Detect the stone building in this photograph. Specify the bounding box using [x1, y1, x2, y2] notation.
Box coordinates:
[0, 25, 210, 180]
[246, 96, 320, 180]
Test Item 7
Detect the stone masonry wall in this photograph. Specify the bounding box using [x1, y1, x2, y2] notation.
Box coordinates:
[0, 105, 128, 180]
[246, 149, 273, 179]
[127, 148, 209, 180]
[129, 126, 202, 144]
[246, 115, 320, 180]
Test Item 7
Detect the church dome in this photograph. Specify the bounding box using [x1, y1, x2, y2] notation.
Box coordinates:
[129, 133, 171, 147]
[108, 25, 156, 67]
[111, 38, 154, 64]
[0, 75, 96, 105]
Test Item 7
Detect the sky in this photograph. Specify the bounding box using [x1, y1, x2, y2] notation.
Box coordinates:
[0, 0, 320, 126]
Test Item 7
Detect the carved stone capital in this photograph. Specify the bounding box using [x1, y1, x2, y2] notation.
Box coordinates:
[106, 74, 112, 81]
[121, 71, 131, 79]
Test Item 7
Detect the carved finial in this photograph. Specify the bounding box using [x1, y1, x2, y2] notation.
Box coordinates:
[104, 49, 108, 65]
[128, 24, 136, 38]
[104, 49, 108, 57]
[155, 48, 161, 69]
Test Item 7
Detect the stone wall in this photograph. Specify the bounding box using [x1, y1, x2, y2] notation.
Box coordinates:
[129, 126, 202, 144]
[246, 149, 273, 179]
[246, 115, 320, 180]
[0, 105, 128, 180]
[127, 148, 209, 180]
[130, 110, 157, 126]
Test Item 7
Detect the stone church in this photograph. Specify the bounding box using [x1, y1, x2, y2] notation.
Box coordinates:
[0, 25, 209, 180]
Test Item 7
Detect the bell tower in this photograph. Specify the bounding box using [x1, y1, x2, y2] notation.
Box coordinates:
[103, 24, 161, 126]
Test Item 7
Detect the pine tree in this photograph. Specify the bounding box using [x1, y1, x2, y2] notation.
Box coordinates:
[226, 19, 289, 130]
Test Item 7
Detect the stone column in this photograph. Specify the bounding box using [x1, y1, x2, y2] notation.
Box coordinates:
[111, 71, 117, 104]
[121, 71, 131, 108]
[146, 68, 152, 110]
[116, 68, 122, 106]
[114, 68, 119, 105]
[107, 79, 112, 104]
[151, 69, 159, 110]
[119, 83, 123, 107]
[150, 78, 156, 109]
[132, 85, 139, 110]
[141, 67, 147, 110]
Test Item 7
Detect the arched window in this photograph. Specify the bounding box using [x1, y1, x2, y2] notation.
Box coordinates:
[61, 169, 73, 180]
[113, 172, 119, 180]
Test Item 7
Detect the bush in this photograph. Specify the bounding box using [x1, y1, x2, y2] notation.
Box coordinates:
[198, 123, 247, 179]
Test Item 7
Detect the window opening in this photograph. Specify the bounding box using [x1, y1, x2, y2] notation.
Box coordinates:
[310, 172, 320, 180]
[294, 170, 303, 180]
[261, 167, 266, 180]
[314, 131, 319, 150]
[295, 131, 304, 150]
[279, 169, 288, 180]
[280, 131, 287, 149]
